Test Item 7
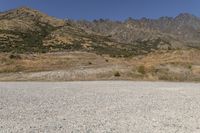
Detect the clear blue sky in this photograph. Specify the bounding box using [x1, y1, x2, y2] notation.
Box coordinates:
[1, 0, 200, 20]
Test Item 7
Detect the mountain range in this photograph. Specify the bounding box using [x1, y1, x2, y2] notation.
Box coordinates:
[0, 7, 200, 57]
[0, 7, 200, 81]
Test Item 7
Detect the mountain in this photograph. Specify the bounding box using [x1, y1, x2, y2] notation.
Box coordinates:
[0, 7, 200, 81]
[71, 13, 200, 49]
[0, 7, 200, 56]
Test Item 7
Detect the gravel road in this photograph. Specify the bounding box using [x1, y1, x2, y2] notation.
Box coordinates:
[0, 81, 200, 133]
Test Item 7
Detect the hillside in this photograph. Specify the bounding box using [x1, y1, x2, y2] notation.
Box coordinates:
[0, 7, 168, 57]
[0, 7, 200, 81]
[72, 13, 200, 49]
[1, 7, 200, 56]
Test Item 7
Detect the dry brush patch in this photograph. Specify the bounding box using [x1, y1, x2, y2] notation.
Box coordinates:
[0, 52, 119, 73]
[0, 50, 200, 81]
[130, 50, 200, 81]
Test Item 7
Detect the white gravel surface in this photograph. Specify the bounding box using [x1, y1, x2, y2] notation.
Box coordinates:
[0, 81, 200, 133]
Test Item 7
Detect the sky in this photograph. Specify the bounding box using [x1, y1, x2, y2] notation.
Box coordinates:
[0, 0, 200, 20]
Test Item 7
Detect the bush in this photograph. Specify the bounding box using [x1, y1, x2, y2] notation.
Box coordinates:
[114, 71, 121, 77]
[9, 54, 22, 60]
[188, 65, 192, 69]
[138, 65, 146, 74]
[88, 61, 92, 65]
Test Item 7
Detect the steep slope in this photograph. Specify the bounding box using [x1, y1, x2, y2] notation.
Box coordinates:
[0, 7, 66, 53]
[0, 7, 121, 54]
[0, 7, 177, 57]
[72, 13, 200, 49]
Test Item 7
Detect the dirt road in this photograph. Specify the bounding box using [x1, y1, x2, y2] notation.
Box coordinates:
[0, 81, 200, 133]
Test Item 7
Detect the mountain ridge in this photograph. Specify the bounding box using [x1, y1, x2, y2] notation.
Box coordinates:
[0, 7, 200, 56]
[2, 7, 200, 24]
[0, 7, 200, 81]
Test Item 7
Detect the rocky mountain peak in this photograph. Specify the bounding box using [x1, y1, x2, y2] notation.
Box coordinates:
[175, 13, 198, 20]
[14, 6, 35, 12]
[3, 6, 50, 20]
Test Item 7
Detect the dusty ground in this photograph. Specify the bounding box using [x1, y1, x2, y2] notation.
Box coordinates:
[0, 81, 200, 133]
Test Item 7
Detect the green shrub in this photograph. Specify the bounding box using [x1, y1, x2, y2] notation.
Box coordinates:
[138, 65, 146, 74]
[188, 65, 192, 69]
[114, 71, 121, 77]
[9, 54, 22, 60]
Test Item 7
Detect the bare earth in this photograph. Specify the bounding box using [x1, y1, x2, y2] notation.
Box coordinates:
[0, 81, 200, 133]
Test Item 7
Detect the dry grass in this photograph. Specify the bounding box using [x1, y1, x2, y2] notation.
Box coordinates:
[0, 52, 117, 73]
[0, 50, 200, 81]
